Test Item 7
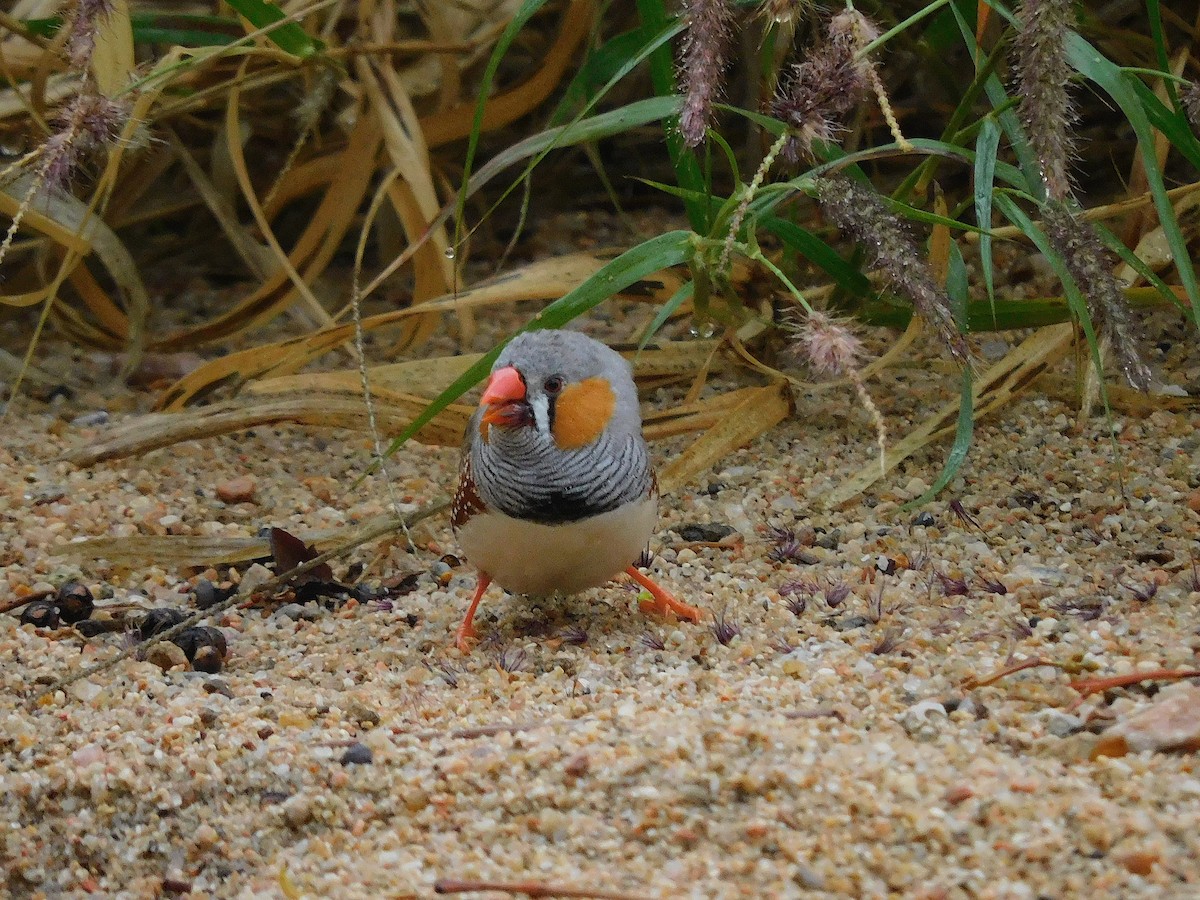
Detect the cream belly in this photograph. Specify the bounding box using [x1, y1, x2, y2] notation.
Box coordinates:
[455, 497, 657, 596]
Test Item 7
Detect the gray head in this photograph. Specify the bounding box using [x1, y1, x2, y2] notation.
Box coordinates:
[475, 330, 642, 450]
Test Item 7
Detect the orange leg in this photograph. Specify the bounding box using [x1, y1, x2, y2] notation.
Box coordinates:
[626, 566, 702, 624]
[455, 573, 492, 653]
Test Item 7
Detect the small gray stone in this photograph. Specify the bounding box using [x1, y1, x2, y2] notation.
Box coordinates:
[274, 603, 307, 621]
[202, 678, 234, 699]
[70, 410, 109, 427]
[238, 563, 274, 595]
[674, 523, 737, 543]
[814, 529, 841, 550]
[340, 742, 373, 765]
[1039, 709, 1083, 738]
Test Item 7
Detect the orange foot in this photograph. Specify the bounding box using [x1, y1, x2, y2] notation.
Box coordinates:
[454, 573, 491, 653]
[626, 566, 702, 623]
[454, 620, 478, 654]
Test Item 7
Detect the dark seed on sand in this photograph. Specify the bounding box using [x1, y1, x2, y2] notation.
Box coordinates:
[191, 645, 223, 674]
[340, 742, 373, 765]
[20, 601, 60, 629]
[172, 627, 228, 672]
[140, 608, 187, 640]
[194, 578, 235, 610]
[55, 581, 94, 624]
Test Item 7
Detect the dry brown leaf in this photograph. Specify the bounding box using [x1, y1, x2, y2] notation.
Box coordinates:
[90, 0, 135, 97]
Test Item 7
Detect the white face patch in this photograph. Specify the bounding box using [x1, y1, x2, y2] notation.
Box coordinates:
[530, 393, 551, 439]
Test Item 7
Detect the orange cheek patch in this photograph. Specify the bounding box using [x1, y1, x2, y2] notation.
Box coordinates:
[552, 378, 615, 449]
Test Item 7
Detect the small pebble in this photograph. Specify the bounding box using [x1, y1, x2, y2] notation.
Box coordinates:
[146, 642, 188, 672]
[282, 796, 313, 828]
[674, 523, 737, 543]
[70, 410, 109, 427]
[340, 743, 373, 766]
[216, 476, 257, 504]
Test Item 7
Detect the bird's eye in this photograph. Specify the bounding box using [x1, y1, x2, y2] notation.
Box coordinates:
[543, 375, 565, 395]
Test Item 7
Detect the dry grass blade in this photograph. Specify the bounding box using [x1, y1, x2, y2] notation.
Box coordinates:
[152, 114, 383, 350]
[90, 0, 135, 96]
[64, 393, 474, 466]
[825, 323, 1074, 506]
[58, 510, 425, 566]
[658, 382, 793, 494]
[157, 252, 687, 408]
[66, 341, 727, 465]
[357, 55, 452, 313]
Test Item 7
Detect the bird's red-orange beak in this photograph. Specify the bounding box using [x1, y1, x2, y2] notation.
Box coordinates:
[480, 366, 530, 427]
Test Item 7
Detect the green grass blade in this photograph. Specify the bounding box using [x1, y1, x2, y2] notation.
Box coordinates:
[467, 97, 683, 198]
[903, 367, 974, 510]
[1092, 222, 1186, 314]
[24, 13, 243, 46]
[951, 0, 1039, 198]
[638, 281, 694, 351]
[760, 217, 872, 296]
[1065, 33, 1200, 333]
[454, 0, 554, 251]
[636, 0, 709, 230]
[1127, 80, 1200, 170]
[975, 118, 1001, 323]
[905, 244, 974, 508]
[993, 193, 1109, 384]
[224, 0, 322, 57]
[551, 24, 662, 124]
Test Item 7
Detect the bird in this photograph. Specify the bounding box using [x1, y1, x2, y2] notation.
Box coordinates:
[450, 329, 703, 651]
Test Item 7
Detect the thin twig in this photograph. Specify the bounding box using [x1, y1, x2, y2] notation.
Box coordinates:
[433, 879, 651, 900]
[1069, 669, 1200, 699]
[28, 501, 448, 708]
[0, 589, 53, 616]
[961, 656, 1060, 690]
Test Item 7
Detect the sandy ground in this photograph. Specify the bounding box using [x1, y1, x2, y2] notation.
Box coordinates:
[2, 307, 1200, 900]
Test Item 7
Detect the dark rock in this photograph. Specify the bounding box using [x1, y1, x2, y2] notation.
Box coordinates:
[340, 742, 373, 765]
[674, 523, 737, 543]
